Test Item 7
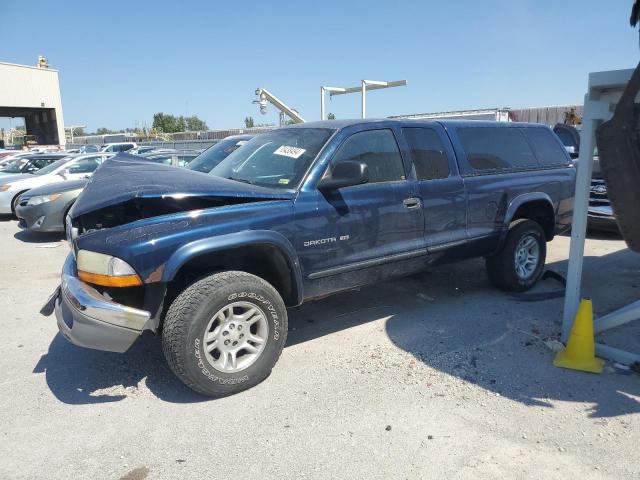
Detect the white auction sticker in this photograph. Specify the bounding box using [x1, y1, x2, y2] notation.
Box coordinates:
[274, 145, 306, 159]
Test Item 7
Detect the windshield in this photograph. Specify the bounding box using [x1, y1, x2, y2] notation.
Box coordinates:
[188, 137, 251, 173]
[0, 158, 29, 173]
[210, 128, 334, 188]
[34, 157, 73, 176]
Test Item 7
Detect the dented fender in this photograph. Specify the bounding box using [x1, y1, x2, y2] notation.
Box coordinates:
[497, 192, 556, 247]
[504, 192, 555, 225]
[162, 229, 304, 304]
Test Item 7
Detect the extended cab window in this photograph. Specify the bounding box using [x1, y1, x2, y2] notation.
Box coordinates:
[458, 127, 538, 174]
[332, 129, 405, 183]
[402, 128, 451, 180]
[524, 128, 570, 166]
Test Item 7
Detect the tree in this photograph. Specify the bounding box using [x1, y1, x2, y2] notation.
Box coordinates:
[327, 112, 336, 120]
[176, 115, 187, 132]
[244, 116, 255, 128]
[152, 112, 204, 133]
[185, 115, 208, 131]
[96, 127, 116, 135]
[153, 112, 180, 133]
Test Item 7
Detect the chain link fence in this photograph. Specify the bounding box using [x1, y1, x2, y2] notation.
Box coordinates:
[67, 126, 278, 149]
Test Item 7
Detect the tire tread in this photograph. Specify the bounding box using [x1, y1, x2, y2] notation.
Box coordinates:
[162, 271, 287, 396]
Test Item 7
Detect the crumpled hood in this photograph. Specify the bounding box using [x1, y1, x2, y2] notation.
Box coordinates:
[72, 153, 295, 218]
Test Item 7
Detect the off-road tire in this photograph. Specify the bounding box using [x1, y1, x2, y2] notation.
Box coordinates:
[486, 219, 546, 292]
[162, 271, 288, 397]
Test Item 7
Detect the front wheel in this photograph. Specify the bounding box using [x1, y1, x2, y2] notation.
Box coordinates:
[162, 271, 288, 397]
[11, 191, 26, 216]
[486, 219, 546, 292]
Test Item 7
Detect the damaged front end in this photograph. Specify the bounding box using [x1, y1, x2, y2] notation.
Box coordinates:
[45, 154, 296, 352]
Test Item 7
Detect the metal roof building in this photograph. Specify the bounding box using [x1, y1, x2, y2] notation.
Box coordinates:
[390, 105, 583, 126]
[0, 59, 66, 147]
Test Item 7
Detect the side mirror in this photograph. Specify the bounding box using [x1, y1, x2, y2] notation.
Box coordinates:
[58, 169, 69, 178]
[318, 160, 369, 191]
[565, 145, 579, 159]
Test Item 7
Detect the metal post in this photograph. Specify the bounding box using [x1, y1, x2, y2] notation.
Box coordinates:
[561, 98, 610, 341]
[320, 87, 325, 121]
[561, 109, 597, 340]
[361, 81, 366, 119]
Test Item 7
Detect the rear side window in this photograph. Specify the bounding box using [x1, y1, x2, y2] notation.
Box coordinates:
[332, 129, 405, 184]
[402, 128, 451, 180]
[525, 128, 570, 166]
[457, 127, 538, 174]
[555, 129, 576, 149]
[30, 158, 54, 169]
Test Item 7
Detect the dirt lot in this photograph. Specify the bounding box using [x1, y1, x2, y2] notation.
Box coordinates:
[0, 218, 638, 480]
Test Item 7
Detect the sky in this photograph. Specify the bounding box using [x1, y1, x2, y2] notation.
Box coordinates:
[0, 0, 639, 132]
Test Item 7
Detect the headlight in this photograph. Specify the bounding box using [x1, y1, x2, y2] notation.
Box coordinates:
[0, 185, 9, 192]
[27, 193, 61, 206]
[76, 250, 142, 287]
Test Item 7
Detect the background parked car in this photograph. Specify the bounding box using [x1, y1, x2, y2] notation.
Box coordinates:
[79, 145, 100, 153]
[0, 153, 113, 214]
[187, 134, 254, 173]
[15, 178, 88, 233]
[0, 153, 70, 178]
[101, 142, 137, 153]
[553, 123, 618, 232]
[128, 145, 160, 155]
[0, 151, 39, 168]
[141, 149, 201, 167]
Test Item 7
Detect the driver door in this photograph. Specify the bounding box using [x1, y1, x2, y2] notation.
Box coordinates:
[297, 128, 425, 296]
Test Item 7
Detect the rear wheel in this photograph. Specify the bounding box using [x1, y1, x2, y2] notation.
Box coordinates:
[162, 271, 288, 397]
[486, 219, 546, 292]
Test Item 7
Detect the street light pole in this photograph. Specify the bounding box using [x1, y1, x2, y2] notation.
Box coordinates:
[320, 79, 407, 119]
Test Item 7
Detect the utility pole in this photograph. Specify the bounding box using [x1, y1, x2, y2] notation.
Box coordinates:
[254, 88, 305, 124]
[320, 79, 407, 120]
[65, 125, 86, 143]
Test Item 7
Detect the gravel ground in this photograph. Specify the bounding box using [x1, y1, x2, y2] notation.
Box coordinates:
[0, 218, 638, 480]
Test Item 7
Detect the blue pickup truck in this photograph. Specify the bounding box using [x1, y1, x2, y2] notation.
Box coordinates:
[42, 119, 575, 397]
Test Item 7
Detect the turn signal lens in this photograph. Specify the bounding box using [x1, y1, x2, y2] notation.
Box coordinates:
[76, 250, 142, 287]
[77, 271, 142, 287]
[0, 185, 9, 192]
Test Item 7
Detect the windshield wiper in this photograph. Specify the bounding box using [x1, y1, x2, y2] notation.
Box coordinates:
[228, 176, 255, 185]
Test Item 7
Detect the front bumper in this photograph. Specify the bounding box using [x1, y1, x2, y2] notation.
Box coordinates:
[587, 206, 619, 232]
[15, 202, 64, 232]
[47, 253, 151, 353]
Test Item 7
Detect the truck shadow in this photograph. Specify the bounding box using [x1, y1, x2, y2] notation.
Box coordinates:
[33, 332, 207, 404]
[288, 248, 640, 419]
[35, 245, 640, 412]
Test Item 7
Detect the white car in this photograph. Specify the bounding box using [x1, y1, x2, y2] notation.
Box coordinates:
[101, 142, 137, 153]
[0, 153, 113, 214]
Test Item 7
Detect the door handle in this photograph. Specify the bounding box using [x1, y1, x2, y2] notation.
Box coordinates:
[403, 197, 422, 209]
